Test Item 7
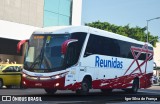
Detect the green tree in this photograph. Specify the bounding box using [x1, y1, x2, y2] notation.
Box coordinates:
[85, 21, 158, 46]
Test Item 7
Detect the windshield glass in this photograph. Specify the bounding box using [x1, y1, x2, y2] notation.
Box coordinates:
[24, 34, 69, 72]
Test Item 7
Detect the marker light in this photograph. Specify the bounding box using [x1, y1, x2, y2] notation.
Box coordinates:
[22, 73, 27, 77]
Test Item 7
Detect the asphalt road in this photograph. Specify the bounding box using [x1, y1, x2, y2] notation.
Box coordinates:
[0, 85, 160, 104]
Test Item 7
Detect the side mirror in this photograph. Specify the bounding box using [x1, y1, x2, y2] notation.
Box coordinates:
[17, 40, 28, 53]
[61, 39, 78, 54]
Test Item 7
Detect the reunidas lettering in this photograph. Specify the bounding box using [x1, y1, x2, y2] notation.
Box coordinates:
[95, 56, 123, 69]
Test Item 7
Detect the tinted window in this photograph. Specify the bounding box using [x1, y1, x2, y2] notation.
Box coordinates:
[84, 34, 153, 60]
[84, 34, 103, 56]
[84, 34, 120, 57]
[64, 32, 87, 68]
[4, 66, 21, 72]
[70, 32, 87, 56]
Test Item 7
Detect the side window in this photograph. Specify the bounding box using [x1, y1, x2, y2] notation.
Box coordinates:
[84, 34, 120, 57]
[84, 35, 94, 56]
[103, 38, 120, 57]
[64, 43, 78, 67]
[70, 32, 87, 53]
[102, 38, 111, 55]
[13, 66, 22, 72]
[4, 66, 14, 72]
[84, 34, 103, 57]
[64, 32, 87, 68]
[132, 44, 147, 60]
[84, 35, 95, 57]
[84, 33, 151, 60]
[4, 66, 22, 72]
[119, 41, 128, 58]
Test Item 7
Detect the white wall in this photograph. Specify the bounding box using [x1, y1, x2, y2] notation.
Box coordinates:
[154, 42, 160, 67]
[0, 0, 44, 27]
[72, 0, 82, 26]
[153, 42, 160, 77]
[0, 20, 39, 40]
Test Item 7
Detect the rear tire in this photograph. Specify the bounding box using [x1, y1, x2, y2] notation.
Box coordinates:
[0, 79, 3, 88]
[76, 78, 91, 95]
[44, 89, 57, 94]
[125, 78, 139, 93]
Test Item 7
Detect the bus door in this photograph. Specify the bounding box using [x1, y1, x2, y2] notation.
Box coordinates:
[62, 39, 79, 86]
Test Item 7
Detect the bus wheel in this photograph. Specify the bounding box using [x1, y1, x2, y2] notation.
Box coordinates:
[125, 78, 139, 93]
[44, 89, 57, 94]
[101, 89, 113, 94]
[0, 79, 3, 88]
[76, 78, 90, 95]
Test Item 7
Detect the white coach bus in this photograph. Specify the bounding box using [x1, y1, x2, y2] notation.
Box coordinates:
[18, 26, 153, 95]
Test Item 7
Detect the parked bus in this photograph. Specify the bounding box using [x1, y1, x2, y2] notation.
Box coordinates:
[18, 26, 153, 95]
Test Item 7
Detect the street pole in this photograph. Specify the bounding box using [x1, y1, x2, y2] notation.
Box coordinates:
[146, 17, 160, 43]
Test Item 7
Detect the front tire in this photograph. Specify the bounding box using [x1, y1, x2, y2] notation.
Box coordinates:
[44, 89, 57, 94]
[76, 78, 90, 95]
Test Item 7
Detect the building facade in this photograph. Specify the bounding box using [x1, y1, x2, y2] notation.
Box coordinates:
[153, 42, 160, 78]
[0, 0, 82, 27]
[0, 0, 82, 64]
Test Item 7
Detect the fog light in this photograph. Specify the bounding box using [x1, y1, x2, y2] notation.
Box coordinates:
[23, 81, 26, 85]
[55, 83, 59, 87]
[55, 75, 60, 79]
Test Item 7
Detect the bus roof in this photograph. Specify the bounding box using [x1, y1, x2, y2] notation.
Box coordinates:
[33, 26, 153, 47]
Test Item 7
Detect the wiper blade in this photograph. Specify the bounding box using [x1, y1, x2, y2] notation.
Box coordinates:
[29, 37, 46, 70]
[29, 55, 41, 69]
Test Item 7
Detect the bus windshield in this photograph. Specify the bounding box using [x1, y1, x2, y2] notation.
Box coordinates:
[24, 34, 69, 72]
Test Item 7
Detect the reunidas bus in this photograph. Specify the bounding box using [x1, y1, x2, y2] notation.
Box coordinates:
[19, 26, 153, 95]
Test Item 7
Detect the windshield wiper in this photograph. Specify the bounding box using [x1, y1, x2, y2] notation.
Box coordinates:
[29, 53, 41, 69]
[29, 38, 46, 70]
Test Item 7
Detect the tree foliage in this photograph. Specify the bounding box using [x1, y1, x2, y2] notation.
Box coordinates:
[85, 21, 158, 47]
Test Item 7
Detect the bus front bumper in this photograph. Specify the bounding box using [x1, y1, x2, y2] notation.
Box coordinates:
[21, 73, 65, 89]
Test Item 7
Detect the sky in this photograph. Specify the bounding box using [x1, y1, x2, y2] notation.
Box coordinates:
[82, 0, 160, 39]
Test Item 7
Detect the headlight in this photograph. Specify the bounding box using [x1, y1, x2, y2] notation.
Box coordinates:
[51, 75, 60, 79]
[22, 73, 38, 80]
[40, 77, 50, 80]
[28, 76, 38, 80]
[51, 73, 67, 79]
